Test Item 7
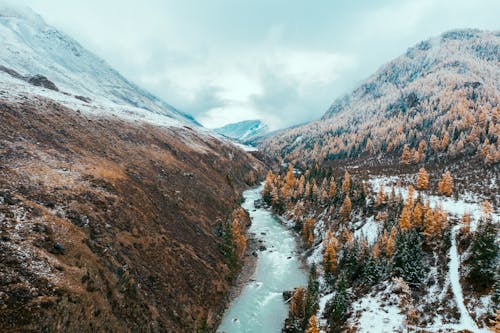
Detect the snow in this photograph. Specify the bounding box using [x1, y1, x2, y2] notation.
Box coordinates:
[368, 175, 497, 332]
[0, 5, 198, 125]
[348, 283, 405, 333]
[353, 216, 380, 244]
[368, 176, 499, 232]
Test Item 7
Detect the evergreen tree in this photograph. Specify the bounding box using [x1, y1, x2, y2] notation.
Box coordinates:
[303, 264, 320, 329]
[392, 229, 426, 286]
[327, 274, 349, 328]
[468, 218, 498, 291]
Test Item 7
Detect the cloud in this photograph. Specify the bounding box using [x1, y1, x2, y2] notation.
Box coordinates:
[21, 0, 500, 129]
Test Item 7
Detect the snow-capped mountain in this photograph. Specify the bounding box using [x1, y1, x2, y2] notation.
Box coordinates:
[0, 3, 198, 125]
[214, 119, 269, 142]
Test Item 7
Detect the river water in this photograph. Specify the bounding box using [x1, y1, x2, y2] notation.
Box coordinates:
[217, 185, 308, 333]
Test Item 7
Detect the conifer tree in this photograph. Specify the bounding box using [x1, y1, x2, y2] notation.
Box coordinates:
[340, 195, 352, 221]
[399, 205, 412, 231]
[401, 144, 411, 165]
[323, 241, 337, 276]
[305, 315, 319, 333]
[329, 176, 336, 199]
[468, 217, 498, 290]
[376, 185, 386, 206]
[393, 229, 426, 286]
[437, 171, 453, 197]
[387, 226, 397, 257]
[461, 212, 471, 234]
[341, 171, 351, 193]
[416, 167, 429, 190]
[412, 203, 423, 227]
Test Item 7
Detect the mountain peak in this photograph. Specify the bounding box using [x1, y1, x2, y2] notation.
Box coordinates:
[0, 2, 45, 27]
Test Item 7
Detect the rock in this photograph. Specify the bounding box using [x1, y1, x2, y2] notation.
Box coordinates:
[53, 243, 65, 254]
[252, 251, 258, 257]
[258, 245, 266, 251]
[74, 95, 91, 103]
[28, 74, 59, 91]
[254, 199, 263, 208]
[282, 290, 293, 301]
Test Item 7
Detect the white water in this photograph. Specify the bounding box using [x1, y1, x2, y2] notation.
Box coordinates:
[217, 185, 308, 333]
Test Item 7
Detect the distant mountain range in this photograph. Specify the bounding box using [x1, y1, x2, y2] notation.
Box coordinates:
[214, 119, 270, 142]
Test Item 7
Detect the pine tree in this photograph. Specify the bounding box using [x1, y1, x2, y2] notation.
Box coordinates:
[401, 144, 411, 165]
[437, 171, 453, 197]
[416, 167, 429, 190]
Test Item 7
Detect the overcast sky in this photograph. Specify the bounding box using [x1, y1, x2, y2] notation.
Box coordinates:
[18, 0, 500, 129]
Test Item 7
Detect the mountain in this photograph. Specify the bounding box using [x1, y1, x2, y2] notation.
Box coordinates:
[260, 30, 499, 332]
[0, 3, 199, 125]
[214, 119, 269, 142]
[0, 5, 265, 332]
[263, 29, 500, 181]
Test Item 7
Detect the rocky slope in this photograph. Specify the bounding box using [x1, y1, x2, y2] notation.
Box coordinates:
[0, 5, 266, 332]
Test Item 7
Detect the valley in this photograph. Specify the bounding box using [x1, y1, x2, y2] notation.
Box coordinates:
[0, 3, 499, 333]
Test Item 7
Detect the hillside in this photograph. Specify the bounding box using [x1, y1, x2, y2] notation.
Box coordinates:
[262, 29, 500, 182]
[0, 5, 266, 332]
[259, 30, 499, 332]
[0, 3, 198, 125]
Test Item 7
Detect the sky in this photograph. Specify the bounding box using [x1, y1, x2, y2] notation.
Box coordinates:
[15, 0, 500, 129]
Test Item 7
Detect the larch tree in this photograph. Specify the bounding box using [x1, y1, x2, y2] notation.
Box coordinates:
[341, 171, 351, 193]
[416, 167, 429, 190]
[329, 177, 336, 199]
[386, 226, 397, 257]
[340, 195, 352, 221]
[305, 315, 319, 333]
[376, 185, 386, 206]
[461, 212, 471, 234]
[399, 205, 412, 231]
[323, 241, 337, 276]
[412, 203, 424, 228]
[437, 171, 453, 197]
[401, 144, 411, 165]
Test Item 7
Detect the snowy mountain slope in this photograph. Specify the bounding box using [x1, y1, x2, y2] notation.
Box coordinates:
[262, 29, 500, 174]
[0, 3, 199, 125]
[214, 119, 270, 142]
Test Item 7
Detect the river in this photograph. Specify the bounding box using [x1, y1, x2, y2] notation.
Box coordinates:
[217, 185, 308, 333]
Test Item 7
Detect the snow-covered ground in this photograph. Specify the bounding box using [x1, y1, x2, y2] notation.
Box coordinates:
[368, 176, 497, 332]
[347, 282, 405, 333]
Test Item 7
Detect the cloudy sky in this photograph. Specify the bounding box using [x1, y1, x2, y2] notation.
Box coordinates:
[18, 0, 500, 129]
